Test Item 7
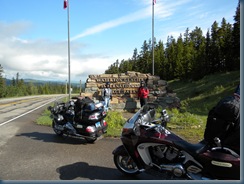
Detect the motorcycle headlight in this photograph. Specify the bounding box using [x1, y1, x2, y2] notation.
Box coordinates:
[133, 120, 141, 136]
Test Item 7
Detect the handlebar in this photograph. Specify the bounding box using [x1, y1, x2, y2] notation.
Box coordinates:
[134, 109, 170, 132]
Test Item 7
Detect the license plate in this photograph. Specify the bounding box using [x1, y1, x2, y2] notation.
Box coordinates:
[95, 122, 101, 128]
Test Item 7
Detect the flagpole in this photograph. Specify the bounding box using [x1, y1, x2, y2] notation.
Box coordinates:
[152, 0, 155, 76]
[67, 0, 71, 100]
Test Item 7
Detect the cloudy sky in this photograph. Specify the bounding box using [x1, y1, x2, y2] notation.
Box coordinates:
[0, 0, 239, 83]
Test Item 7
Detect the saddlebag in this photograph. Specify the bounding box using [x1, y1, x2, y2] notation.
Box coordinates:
[201, 149, 240, 179]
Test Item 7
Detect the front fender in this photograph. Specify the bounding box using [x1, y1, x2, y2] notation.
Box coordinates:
[112, 145, 127, 155]
[113, 144, 145, 171]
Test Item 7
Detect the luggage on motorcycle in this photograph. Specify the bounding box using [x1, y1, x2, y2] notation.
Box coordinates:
[201, 148, 240, 179]
[204, 95, 240, 147]
[75, 96, 95, 112]
[74, 97, 94, 122]
[74, 96, 105, 124]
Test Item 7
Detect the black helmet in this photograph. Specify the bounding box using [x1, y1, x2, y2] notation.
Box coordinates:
[140, 81, 145, 84]
[105, 82, 110, 85]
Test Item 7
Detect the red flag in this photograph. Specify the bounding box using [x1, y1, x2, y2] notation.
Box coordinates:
[64, 0, 68, 9]
[153, 0, 156, 5]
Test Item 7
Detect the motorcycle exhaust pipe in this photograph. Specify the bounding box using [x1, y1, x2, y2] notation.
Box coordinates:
[159, 164, 185, 177]
[157, 163, 212, 180]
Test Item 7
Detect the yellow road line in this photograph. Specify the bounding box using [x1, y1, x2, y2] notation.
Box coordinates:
[0, 98, 40, 107]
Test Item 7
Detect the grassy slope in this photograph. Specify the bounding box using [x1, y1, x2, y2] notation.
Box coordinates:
[167, 70, 240, 143]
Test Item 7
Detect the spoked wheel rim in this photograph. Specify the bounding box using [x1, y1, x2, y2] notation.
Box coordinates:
[115, 154, 139, 174]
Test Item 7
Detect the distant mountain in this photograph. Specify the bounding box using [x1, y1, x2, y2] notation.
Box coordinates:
[24, 79, 66, 85]
[4, 78, 11, 85]
[4, 78, 84, 87]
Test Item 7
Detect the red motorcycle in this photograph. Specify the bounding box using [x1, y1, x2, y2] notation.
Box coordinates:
[112, 104, 240, 180]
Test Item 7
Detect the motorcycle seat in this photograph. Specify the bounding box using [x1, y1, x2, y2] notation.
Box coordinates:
[174, 139, 209, 156]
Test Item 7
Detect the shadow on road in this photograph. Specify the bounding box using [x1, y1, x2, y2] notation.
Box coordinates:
[16, 132, 89, 145]
[56, 161, 149, 180]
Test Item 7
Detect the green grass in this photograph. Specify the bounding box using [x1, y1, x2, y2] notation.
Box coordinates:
[104, 111, 125, 137]
[166, 70, 240, 142]
[36, 108, 52, 126]
[36, 98, 67, 127]
[168, 71, 240, 115]
[36, 70, 240, 142]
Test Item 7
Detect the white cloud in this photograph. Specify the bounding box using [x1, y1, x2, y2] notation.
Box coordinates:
[0, 21, 127, 82]
[70, 0, 186, 41]
[70, 8, 150, 41]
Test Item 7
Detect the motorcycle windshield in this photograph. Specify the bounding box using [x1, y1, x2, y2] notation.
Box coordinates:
[123, 109, 141, 130]
[123, 104, 157, 130]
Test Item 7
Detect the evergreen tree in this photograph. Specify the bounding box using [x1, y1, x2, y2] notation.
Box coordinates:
[183, 28, 195, 79]
[190, 27, 204, 51]
[205, 30, 212, 74]
[105, 61, 119, 74]
[190, 27, 206, 79]
[11, 77, 16, 86]
[115, 59, 120, 74]
[155, 40, 166, 79]
[131, 48, 139, 71]
[139, 40, 151, 73]
[232, 0, 240, 70]
[210, 21, 221, 73]
[165, 36, 177, 80]
[224, 22, 234, 71]
[26, 82, 38, 95]
[218, 18, 233, 71]
[175, 34, 184, 79]
[119, 59, 132, 73]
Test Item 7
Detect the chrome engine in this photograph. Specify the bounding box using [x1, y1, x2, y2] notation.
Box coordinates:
[150, 145, 207, 179]
[151, 145, 184, 163]
[150, 145, 185, 176]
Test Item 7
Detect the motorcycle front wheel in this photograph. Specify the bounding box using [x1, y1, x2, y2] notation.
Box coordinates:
[113, 149, 140, 176]
[52, 121, 64, 136]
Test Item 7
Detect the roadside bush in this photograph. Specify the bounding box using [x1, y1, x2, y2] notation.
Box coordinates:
[105, 111, 126, 137]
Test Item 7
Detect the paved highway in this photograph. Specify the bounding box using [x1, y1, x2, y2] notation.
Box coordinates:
[0, 95, 168, 182]
[0, 95, 65, 126]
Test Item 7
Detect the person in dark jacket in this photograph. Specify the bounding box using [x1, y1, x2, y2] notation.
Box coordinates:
[138, 81, 149, 108]
[204, 84, 240, 154]
[102, 82, 112, 111]
[222, 84, 240, 154]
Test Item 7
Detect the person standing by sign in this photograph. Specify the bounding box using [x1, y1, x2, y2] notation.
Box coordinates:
[138, 81, 149, 108]
[102, 82, 112, 111]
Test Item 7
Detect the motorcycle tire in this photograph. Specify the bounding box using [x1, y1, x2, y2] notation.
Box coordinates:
[52, 121, 64, 136]
[113, 147, 140, 176]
